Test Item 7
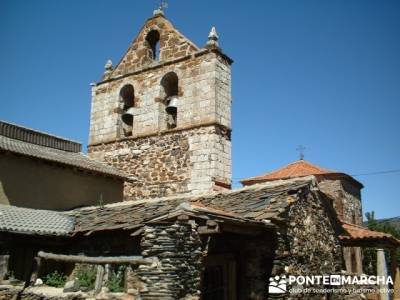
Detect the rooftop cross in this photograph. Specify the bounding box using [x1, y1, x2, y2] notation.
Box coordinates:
[160, 0, 168, 12]
[296, 145, 306, 160]
[153, 0, 168, 16]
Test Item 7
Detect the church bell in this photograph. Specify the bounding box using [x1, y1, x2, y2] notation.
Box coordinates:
[166, 96, 178, 114]
[121, 107, 134, 125]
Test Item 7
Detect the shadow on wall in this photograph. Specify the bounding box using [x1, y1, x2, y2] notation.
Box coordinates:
[0, 155, 124, 211]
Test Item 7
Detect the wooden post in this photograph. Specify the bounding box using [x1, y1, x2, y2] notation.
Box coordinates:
[391, 248, 400, 300]
[29, 257, 42, 285]
[0, 255, 10, 281]
[94, 265, 105, 295]
[103, 264, 110, 285]
[377, 248, 389, 300]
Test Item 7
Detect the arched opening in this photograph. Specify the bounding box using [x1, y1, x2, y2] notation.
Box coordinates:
[160, 72, 178, 129]
[119, 84, 135, 135]
[146, 30, 160, 61]
[161, 72, 178, 97]
[119, 84, 135, 110]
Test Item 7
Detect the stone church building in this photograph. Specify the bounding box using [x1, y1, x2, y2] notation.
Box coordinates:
[0, 8, 399, 300]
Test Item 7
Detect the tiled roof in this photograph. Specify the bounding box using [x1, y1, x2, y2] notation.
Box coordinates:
[72, 177, 314, 235]
[241, 160, 363, 188]
[241, 160, 333, 185]
[339, 222, 400, 246]
[0, 177, 317, 237]
[0, 120, 81, 152]
[146, 202, 269, 228]
[0, 134, 131, 181]
[0, 204, 74, 236]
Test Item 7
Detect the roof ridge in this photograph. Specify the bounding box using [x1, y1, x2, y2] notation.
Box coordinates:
[0, 203, 68, 214]
[0, 120, 81, 152]
[241, 160, 337, 184]
[71, 176, 316, 212]
[0, 135, 130, 181]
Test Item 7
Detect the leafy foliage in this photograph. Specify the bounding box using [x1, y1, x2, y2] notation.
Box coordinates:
[76, 266, 97, 289]
[44, 270, 67, 288]
[106, 265, 126, 293]
[363, 211, 400, 275]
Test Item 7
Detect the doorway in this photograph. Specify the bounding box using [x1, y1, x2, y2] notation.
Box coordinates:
[202, 254, 236, 300]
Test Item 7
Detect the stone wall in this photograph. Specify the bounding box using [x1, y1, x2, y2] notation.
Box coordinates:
[318, 178, 363, 274]
[88, 124, 231, 199]
[318, 178, 362, 225]
[108, 14, 199, 79]
[272, 190, 343, 299]
[89, 42, 232, 146]
[137, 221, 202, 299]
[88, 13, 232, 197]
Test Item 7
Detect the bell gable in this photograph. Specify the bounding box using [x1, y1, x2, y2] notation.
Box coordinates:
[108, 14, 199, 79]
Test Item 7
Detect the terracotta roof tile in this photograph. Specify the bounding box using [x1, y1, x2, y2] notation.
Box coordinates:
[240, 160, 364, 190]
[241, 160, 334, 185]
[339, 222, 400, 246]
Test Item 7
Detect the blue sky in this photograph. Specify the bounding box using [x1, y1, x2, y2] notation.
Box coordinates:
[1, 0, 399, 219]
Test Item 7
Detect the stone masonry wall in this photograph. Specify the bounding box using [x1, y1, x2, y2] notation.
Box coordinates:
[88, 14, 232, 198]
[88, 124, 231, 199]
[89, 41, 232, 146]
[272, 190, 343, 299]
[318, 179, 363, 274]
[137, 221, 202, 300]
[318, 179, 362, 225]
[109, 15, 199, 78]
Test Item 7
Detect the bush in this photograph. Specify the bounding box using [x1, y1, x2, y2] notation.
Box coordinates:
[106, 265, 126, 293]
[76, 266, 97, 289]
[44, 270, 67, 288]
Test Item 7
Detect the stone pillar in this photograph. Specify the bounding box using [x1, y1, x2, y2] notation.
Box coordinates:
[0, 255, 10, 281]
[138, 220, 203, 299]
[391, 248, 400, 300]
[377, 248, 389, 300]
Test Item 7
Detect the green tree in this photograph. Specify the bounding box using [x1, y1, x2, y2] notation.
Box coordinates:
[363, 211, 400, 275]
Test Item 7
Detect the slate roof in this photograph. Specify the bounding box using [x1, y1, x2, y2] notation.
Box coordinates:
[71, 177, 314, 235]
[0, 120, 81, 152]
[241, 160, 363, 188]
[0, 122, 132, 181]
[339, 222, 400, 246]
[0, 204, 74, 236]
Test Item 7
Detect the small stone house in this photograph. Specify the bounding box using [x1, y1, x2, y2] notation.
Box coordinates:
[241, 159, 365, 275]
[0, 8, 399, 300]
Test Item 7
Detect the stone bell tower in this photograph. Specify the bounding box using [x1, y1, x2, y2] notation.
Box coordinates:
[88, 10, 233, 200]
